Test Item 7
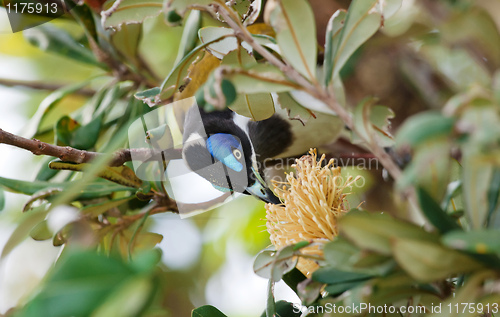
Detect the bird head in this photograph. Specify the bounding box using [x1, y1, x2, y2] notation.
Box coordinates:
[182, 108, 280, 204]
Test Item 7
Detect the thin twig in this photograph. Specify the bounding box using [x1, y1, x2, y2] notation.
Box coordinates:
[101, 0, 124, 26]
[0, 78, 96, 96]
[0, 128, 181, 166]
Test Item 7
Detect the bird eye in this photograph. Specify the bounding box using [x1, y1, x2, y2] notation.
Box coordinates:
[232, 148, 242, 160]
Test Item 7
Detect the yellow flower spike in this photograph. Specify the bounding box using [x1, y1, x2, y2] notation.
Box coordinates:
[265, 149, 360, 277]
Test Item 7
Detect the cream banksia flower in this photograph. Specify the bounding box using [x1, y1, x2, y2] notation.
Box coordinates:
[265, 149, 360, 276]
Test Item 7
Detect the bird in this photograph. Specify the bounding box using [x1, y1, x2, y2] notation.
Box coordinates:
[181, 96, 344, 204]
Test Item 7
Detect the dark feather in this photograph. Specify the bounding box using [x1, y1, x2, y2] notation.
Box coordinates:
[248, 114, 293, 161]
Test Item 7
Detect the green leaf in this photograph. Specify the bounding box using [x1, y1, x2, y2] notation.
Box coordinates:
[24, 24, 103, 67]
[0, 176, 136, 199]
[324, 280, 365, 295]
[92, 275, 154, 317]
[252, 34, 280, 55]
[102, 0, 163, 29]
[260, 299, 301, 317]
[420, 45, 491, 91]
[266, 0, 317, 81]
[177, 51, 221, 101]
[55, 115, 80, 146]
[367, 272, 435, 305]
[440, 7, 500, 68]
[396, 112, 455, 148]
[166, 0, 213, 18]
[382, 0, 403, 20]
[417, 187, 462, 233]
[0, 188, 5, 211]
[29, 220, 53, 241]
[312, 267, 373, 285]
[23, 188, 63, 212]
[1, 205, 50, 259]
[253, 245, 298, 282]
[276, 92, 314, 124]
[205, 78, 238, 107]
[228, 63, 295, 94]
[81, 196, 134, 217]
[145, 124, 174, 150]
[0, 176, 60, 195]
[459, 104, 500, 229]
[442, 174, 462, 213]
[231, 0, 250, 20]
[392, 238, 482, 282]
[293, 240, 311, 251]
[35, 157, 60, 181]
[134, 87, 161, 107]
[94, 165, 144, 188]
[175, 10, 202, 64]
[111, 23, 142, 66]
[494, 70, 500, 104]
[166, 10, 183, 25]
[17, 249, 149, 317]
[275, 301, 301, 317]
[71, 115, 103, 150]
[487, 168, 500, 226]
[160, 45, 206, 100]
[339, 210, 438, 255]
[324, 10, 347, 86]
[129, 249, 162, 273]
[282, 267, 307, 295]
[297, 279, 322, 305]
[52, 222, 73, 247]
[192, 305, 228, 317]
[199, 27, 247, 59]
[229, 93, 275, 121]
[245, 1, 263, 26]
[49, 161, 143, 188]
[220, 49, 294, 95]
[352, 98, 394, 147]
[399, 140, 452, 201]
[324, 238, 395, 276]
[352, 254, 395, 276]
[442, 230, 500, 255]
[327, 0, 381, 84]
[70, 3, 99, 42]
[25, 80, 93, 137]
[323, 238, 359, 268]
[463, 159, 493, 230]
[55, 115, 102, 150]
[220, 47, 256, 68]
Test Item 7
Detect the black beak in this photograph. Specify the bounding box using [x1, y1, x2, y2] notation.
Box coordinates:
[244, 168, 281, 204]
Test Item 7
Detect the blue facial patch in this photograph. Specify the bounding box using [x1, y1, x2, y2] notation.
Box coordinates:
[206, 134, 244, 172]
[211, 184, 233, 192]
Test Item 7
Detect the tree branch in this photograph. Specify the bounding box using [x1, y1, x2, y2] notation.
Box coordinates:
[100, 0, 124, 26]
[0, 78, 96, 96]
[0, 128, 181, 166]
